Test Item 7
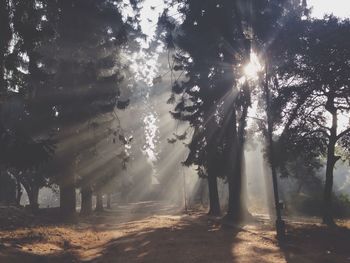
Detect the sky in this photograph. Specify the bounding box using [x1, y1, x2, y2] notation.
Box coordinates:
[308, 0, 350, 18]
[137, 0, 350, 39]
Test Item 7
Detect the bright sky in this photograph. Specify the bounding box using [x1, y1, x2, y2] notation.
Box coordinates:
[137, 1, 350, 37]
[308, 0, 350, 18]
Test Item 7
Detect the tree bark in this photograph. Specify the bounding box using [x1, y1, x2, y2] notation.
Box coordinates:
[323, 102, 339, 226]
[21, 180, 39, 212]
[28, 186, 39, 212]
[228, 164, 251, 222]
[59, 173, 76, 216]
[323, 142, 336, 225]
[80, 184, 93, 215]
[106, 193, 111, 209]
[226, 97, 250, 222]
[95, 192, 104, 212]
[227, 150, 247, 221]
[207, 171, 221, 216]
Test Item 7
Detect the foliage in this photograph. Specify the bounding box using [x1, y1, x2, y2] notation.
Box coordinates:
[159, 0, 251, 178]
[0, 0, 141, 212]
[269, 15, 350, 223]
[271, 17, 350, 161]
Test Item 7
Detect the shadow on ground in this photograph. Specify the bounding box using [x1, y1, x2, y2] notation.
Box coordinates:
[80, 213, 285, 263]
[281, 224, 350, 263]
[85, 215, 240, 263]
[1, 203, 350, 263]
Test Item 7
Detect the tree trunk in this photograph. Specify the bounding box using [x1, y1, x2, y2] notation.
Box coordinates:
[28, 186, 39, 212]
[15, 178, 23, 207]
[227, 150, 244, 221]
[199, 179, 207, 206]
[60, 173, 76, 216]
[296, 180, 304, 194]
[323, 150, 335, 225]
[263, 164, 275, 218]
[106, 193, 111, 209]
[323, 105, 339, 226]
[95, 192, 104, 212]
[207, 171, 221, 216]
[226, 97, 250, 222]
[240, 153, 251, 218]
[265, 67, 285, 239]
[21, 180, 39, 212]
[80, 185, 93, 215]
[323, 139, 338, 225]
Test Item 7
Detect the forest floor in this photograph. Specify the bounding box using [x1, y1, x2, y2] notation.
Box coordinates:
[0, 202, 350, 263]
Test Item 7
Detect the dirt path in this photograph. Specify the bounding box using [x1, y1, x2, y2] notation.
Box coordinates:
[0, 202, 349, 263]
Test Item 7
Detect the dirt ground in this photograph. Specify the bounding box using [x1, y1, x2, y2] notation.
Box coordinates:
[0, 202, 350, 263]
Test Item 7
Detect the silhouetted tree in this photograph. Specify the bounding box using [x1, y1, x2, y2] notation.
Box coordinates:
[0, 0, 56, 210]
[0, 0, 140, 215]
[160, 0, 307, 222]
[22, 0, 140, 216]
[270, 17, 350, 225]
[159, 0, 252, 218]
[0, 171, 16, 205]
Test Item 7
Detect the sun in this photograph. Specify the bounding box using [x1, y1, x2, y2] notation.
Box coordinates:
[244, 63, 259, 79]
[243, 52, 263, 80]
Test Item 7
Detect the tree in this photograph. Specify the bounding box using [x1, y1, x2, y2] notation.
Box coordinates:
[0, 118, 55, 211]
[160, 0, 307, 222]
[20, 0, 140, 216]
[0, 171, 16, 205]
[0, 0, 140, 215]
[0, 0, 57, 210]
[159, 0, 256, 219]
[270, 17, 350, 225]
[0, 0, 11, 93]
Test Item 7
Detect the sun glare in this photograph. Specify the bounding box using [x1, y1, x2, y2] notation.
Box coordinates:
[243, 53, 263, 80]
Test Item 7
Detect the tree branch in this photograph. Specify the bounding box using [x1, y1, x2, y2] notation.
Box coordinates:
[336, 127, 350, 141]
[303, 128, 330, 139]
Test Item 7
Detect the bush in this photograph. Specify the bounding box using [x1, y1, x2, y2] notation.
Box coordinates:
[286, 193, 350, 218]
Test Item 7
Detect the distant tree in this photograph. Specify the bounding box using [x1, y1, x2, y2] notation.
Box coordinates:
[77, 139, 129, 215]
[10, 169, 47, 210]
[0, 113, 55, 211]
